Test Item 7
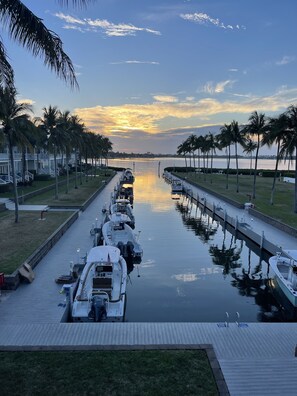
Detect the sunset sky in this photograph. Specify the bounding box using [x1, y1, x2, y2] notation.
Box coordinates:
[6, 0, 297, 153]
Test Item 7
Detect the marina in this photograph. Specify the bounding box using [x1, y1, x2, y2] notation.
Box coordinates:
[1, 158, 297, 394]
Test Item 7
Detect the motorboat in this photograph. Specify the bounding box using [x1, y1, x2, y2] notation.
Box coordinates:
[120, 168, 135, 184]
[171, 179, 183, 193]
[118, 183, 134, 206]
[71, 245, 127, 322]
[102, 213, 142, 261]
[269, 250, 297, 307]
[110, 198, 135, 228]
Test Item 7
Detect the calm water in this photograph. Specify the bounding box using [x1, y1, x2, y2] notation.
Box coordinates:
[109, 158, 297, 323]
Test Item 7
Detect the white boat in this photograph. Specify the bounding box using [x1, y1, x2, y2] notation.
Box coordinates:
[171, 179, 183, 193]
[110, 198, 135, 228]
[269, 250, 297, 307]
[120, 168, 135, 184]
[102, 213, 142, 261]
[72, 246, 127, 322]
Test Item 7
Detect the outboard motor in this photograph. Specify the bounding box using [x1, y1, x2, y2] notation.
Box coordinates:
[88, 296, 107, 322]
[117, 241, 124, 256]
[127, 241, 134, 260]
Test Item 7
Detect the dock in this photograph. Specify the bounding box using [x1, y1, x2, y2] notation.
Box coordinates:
[1, 172, 297, 395]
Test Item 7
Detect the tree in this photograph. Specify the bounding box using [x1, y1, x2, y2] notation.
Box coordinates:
[177, 141, 189, 170]
[68, 115, 85, 188]
[242, 111, 268, 199]
[263, 113, 287, 205]
[243, 138, 257, 176]
[280, 105, 297, 213]
[230, 120, 245, 193]
[0, 86, 32, 222]
[218, 123, 233, 189]
[0, 1, 96, 88]
[37, 105, 62, 199]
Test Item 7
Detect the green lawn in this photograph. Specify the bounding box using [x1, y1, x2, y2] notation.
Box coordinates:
[0, 350, 218, 396]
[0, 211, 73, 274]
[177, 171, 297, 228]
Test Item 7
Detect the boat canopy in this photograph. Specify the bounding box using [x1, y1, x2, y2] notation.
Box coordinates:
[86, 246, 120, 265]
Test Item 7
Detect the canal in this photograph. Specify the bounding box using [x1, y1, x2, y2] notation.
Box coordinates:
[110, 158, 297, 323]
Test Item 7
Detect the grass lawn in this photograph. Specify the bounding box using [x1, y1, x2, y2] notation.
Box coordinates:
[0, 350, 218, 396]
[177, 171, 297, 228]
[0, 211, 73, 274]
[24, 171, 115, 206]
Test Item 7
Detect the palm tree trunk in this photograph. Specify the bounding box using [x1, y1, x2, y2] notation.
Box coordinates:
[252, 135, 260, 199]
[74, 149, 78, 189]
[235, 142, 239, 193]
[295, 147, 297, 213]
[65, 153, 69, 194]
[270, 141, 280, 205]
[226, 147, 230, 190]
[8, 137, 19, 223]
[54, 148, 58, 200]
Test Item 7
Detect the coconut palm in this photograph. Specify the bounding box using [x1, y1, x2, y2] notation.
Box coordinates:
[243, 138, 257, 176]
[177, 140, 189, 170]
[68, 115, 85, 188]
[0, 1, 97, 88]
[218, 123, 233, 189]
[0, 86, 32, 222]
[242, 111, 268, 199]
[280, 105, 297, 213]
[263, 113, 288, 205]
[230, 120, 245, 193]
[37, 105, 65, 199]
[57, 110, 72, 193]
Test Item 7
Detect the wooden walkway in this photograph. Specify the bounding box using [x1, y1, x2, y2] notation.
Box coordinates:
[0, 322, 297, 395]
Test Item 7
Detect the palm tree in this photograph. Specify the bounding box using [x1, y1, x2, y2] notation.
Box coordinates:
[37, 105, 63, 199]
[243, 111, 268, 199]
[263, 113, 288, 205]
[243, 138, 257, 176]
[177, 140, 189, 170]
[230, 120, 245, 193]
[219, 123, 233, 189]
[280, 105, 297, 213]
[68, 115, 85, 188]
[0, 86, 32, 222]
[0, 0, 95, 88]
[57, 110, 72, 193]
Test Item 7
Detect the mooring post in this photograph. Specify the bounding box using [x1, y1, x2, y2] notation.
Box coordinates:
[260, 231, 265, 250]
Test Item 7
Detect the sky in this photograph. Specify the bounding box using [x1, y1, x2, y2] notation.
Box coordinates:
[5, 0, 297, 154]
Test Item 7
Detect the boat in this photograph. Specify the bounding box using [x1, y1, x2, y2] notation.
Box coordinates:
[118, 182, 134, 206]
[269, 250, 297, 307]
[102, 213, 142, 261]
[71, 245, 127, 322]
[110, 198, 135, 228]
[171, 179, 183, 193]
[120, 168, 135, 184]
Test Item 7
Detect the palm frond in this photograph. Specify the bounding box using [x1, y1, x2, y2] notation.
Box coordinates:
[0, 0, 78, 88]
[0, 39, 14, 88]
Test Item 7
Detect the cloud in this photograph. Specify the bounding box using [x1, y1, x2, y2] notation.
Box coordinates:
[180, 12, 246, 30]
[110, 60, 159, 65]
[74, 86, 297, 140]
[17, 98, 35, 105]
[54, 12, 161, 37]
[276, 56, 295, 66]
[153, 95, 178, 103]
[228, 68, 238, 72]
[202, 80, 234, 94]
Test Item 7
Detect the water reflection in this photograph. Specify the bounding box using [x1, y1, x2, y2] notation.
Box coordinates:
[109, 158, 297, 322]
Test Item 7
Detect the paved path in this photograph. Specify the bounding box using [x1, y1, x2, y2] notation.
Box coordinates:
[1, 173, 297, 395]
